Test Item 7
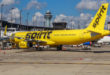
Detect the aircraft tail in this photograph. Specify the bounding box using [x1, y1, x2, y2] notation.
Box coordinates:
[86, 3, 109, 33]
[4, 25, 7, 36]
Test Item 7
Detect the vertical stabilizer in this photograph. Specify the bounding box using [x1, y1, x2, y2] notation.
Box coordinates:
[4, 25, 7, 36]
[86, 3, 109, 32]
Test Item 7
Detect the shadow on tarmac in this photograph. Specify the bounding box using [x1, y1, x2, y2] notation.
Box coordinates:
[65, 49, 110, 53]
[19, 47, 110, 53]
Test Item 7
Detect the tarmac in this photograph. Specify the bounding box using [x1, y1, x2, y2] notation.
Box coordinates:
[0, 45, 110, 75]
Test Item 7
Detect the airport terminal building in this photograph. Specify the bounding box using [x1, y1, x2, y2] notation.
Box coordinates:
[0, 20, 67, 37]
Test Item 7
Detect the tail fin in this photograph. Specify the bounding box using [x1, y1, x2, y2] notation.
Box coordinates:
[86, 3, 109, 33]
[4, 25, 7, 36]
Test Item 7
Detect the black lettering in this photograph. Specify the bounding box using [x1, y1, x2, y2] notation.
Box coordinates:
[102, 5, 106, 10]
[100, 8, 104, 13]
[39, 32, 43, 39]
[31, 33, 37, 39]
[27, 31, 53, 40]
[47, 31, 52, 39]
[43, 32, 47, 39]
[93, 23, 96, 28]
[26, 33, 31, 39]
[97, 13, 101, 19]
[36, 32, 40, 39]
[95, 17, 99, 24]
[93, 5, 106, 28]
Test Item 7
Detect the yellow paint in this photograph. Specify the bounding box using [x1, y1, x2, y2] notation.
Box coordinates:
[19, 41, 28, 48]
[10, 3, 110, 48]
[4, 25, 7, 36]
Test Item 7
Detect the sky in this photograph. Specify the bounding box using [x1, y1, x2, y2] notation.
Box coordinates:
[17, 0, 80, 16]
[0, 0, 110, 29]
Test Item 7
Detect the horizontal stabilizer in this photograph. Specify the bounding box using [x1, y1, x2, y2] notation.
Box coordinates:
[88, 30, 102, 34]
[87, 30, 101, 37]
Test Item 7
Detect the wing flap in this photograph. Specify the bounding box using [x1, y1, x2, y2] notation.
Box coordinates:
[26, 39, 55, 45]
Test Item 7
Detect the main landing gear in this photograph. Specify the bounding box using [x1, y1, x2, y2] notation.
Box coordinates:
[57, 45, 63, 51]
[35, 43, 43, 51]
[36, 47, 42, 51]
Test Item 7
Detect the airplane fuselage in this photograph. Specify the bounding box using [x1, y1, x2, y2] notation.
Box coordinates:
[11, 29, 106, 46]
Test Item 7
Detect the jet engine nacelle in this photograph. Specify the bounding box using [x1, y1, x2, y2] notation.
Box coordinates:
[19, 41, 29, 49]
[19, 41, 35, 49]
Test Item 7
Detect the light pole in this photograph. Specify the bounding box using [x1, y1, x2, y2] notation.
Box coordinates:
[10, 8, 14, 28]
[0, 4, 4, 38]
[71, 20, 72, 29]
[11, 8, 14, 23]
[78, 20, 80, 29]
[32, 14, 35, 26]
[71, 20, 74, 29]
[32, 14, 36, 30]
[27, 12, 29, 25]
[19, 10, 22, 30]
[1, 4, 4, 20]
[20, 10, 22, 25]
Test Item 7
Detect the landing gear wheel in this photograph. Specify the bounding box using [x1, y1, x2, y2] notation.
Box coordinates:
[35, 42, 42, 51]
[36, 47, 42, 51]
[57, 45, 63, 51]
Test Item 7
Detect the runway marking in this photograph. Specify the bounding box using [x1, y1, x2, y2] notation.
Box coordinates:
[0, 62, 110, 65]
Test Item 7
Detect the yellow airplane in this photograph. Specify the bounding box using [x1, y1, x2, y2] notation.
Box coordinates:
[9, 3, 110, 50]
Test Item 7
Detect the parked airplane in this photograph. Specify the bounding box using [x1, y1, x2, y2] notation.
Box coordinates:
[9, 3, 110, 50]
[98, 35, 110, 44]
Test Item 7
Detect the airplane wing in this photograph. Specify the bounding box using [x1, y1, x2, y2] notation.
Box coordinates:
[25, 39, 55, 45]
